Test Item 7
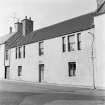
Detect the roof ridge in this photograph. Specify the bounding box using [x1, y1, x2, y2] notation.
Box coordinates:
[34, 12, 94, 33]
[97, 1, 105, 13]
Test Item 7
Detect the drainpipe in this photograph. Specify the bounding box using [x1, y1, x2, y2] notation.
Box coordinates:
[88, 31, 96, 89]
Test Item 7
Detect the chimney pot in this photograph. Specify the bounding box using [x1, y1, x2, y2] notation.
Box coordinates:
[29, 17, 31, 20]
[14, 22, 22, 32]
[25, 16, 27, 19]
[10, 27, 12, 33]
[22, 17, 33, 36]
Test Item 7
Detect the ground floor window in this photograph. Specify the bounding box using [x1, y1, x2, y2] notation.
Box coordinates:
[68, 62, 76, 77]
[18, 66, 22, 76]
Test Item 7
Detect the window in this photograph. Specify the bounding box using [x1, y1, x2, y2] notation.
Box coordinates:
[39, 41, 44, 56]
[16, 47, 17, 59]
[18, 66, 22, 76]
[77, 33, 81, 50]
[23, 46, 25, 58]
[68, 35, 75, 51]
[18, 46, 22, 58]
[68, 62, 76, 77]
[5, 50, 9, 60]
[62, 37, 66, 52]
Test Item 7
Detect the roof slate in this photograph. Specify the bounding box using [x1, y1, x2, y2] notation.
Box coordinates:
[96, 0, 105, 16]
[0, 32, 16, 45]
[5, 13, 94, 49]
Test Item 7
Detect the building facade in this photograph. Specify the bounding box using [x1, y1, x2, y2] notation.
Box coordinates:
[0, 31, 15, 79]
[0, 0, 105, 90]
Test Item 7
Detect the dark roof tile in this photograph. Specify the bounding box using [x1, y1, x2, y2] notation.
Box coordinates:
[6, 13, 94, 49]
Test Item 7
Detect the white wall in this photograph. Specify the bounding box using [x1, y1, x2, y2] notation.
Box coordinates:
[0, 44, 5, 79]
[9, 28, 94, 88]
[94, 14, 105, 89]
[43, 29, 94, 87]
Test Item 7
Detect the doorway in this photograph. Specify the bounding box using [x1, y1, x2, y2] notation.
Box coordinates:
[5, 66, 10, 79]
[39, 64, 44, 83]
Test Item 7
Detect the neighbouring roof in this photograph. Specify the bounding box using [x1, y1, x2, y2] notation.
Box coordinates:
[0, 32, 16, 45]
[95, 0, 105, 16]
[5, 13, 94, 49]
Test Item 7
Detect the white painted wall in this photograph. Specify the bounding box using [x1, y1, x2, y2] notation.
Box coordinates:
[94, 14, 105, 89]
[0, 44, 5, 79]
[43, 29, 94, 87]
[9, 28, 94, 88]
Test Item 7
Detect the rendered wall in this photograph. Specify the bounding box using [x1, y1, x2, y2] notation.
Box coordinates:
[0, 44, 5, 79]
[94, 14, 105, 89]
[9, 29, 94, 88]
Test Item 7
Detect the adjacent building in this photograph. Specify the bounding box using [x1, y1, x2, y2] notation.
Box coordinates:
[0, 28, 15, 79]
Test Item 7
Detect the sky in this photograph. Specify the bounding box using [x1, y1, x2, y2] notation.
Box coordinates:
[0, 0, 97, 37]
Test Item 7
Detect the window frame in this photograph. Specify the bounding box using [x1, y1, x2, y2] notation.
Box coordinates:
[18, 46, 22, 58]
[68, 34, 75, 51]
[16, 47, 17, 59]
[77, 33, 81, 50]
[39, 41, 44, 56]
[18, 66, 22, 76]
[68, 62, 76, 77]
[23, 45, 25, 58]
[62, 36, 66, 52]
[5, 50, 9, 60]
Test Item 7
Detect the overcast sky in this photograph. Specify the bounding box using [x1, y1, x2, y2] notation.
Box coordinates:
[0, 0, 97, 36]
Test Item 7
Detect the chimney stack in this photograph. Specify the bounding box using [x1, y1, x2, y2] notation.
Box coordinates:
[21, 16, 33, 36]
[9, 26, 12, 33]
[15, 22, 23, 32]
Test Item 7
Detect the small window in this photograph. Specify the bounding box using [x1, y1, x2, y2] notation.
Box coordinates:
[5, 50, 9, 60]
[18, 66, 22, 76]
[62, 37, 66, 52]
[68, 62, 76, 77]
[68, 35, 75, 51]
[77, 33, 81, 50]
[16, 47, 17, 59]
[23, 46, 25, 58]
[18, 46, 22, 58]
[39, 41, 44, 56]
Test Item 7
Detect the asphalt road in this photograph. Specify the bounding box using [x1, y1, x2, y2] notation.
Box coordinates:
[0, 79, 105, 105]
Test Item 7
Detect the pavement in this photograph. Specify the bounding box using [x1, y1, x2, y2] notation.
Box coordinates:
[0, 79, 105, 105]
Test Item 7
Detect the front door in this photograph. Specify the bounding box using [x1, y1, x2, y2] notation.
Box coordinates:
[5, 66, 10, 79]
[39, 64, 44, 83]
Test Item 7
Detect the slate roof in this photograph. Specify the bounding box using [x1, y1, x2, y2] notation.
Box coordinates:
[95, 0, 105, 16]
[5, 13, 94, 49]
[0, 32, 16, 45]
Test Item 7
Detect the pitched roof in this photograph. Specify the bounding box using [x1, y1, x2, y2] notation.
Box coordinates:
[0, 32, 16, 45]
[6, 13, 94, 49]
[96, 0, 105, 15]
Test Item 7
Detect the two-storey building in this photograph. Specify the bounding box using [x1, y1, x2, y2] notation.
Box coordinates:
[4, 13, 95, 88]
[1, 0, 105, 90]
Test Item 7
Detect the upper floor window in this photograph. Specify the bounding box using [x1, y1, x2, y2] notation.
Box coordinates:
[18, 46, 22, 58]
[5, 50, 9, 60]
[39, 41, 44, 56]
[62, 37, 66, 52]
[68, 35, 75, 51]
[18, 66, 22, 76]
[77, 33, 81, 50]
[16, 47, 17, 59]
[23, 46, 25, 58]
[68, 62, 76, 77]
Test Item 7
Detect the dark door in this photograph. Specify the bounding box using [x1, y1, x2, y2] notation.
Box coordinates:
[39, 64, 44, 82]
[5, 66, 10, 79]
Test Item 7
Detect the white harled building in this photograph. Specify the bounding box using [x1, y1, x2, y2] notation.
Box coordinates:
[0, 0, 105, 90]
